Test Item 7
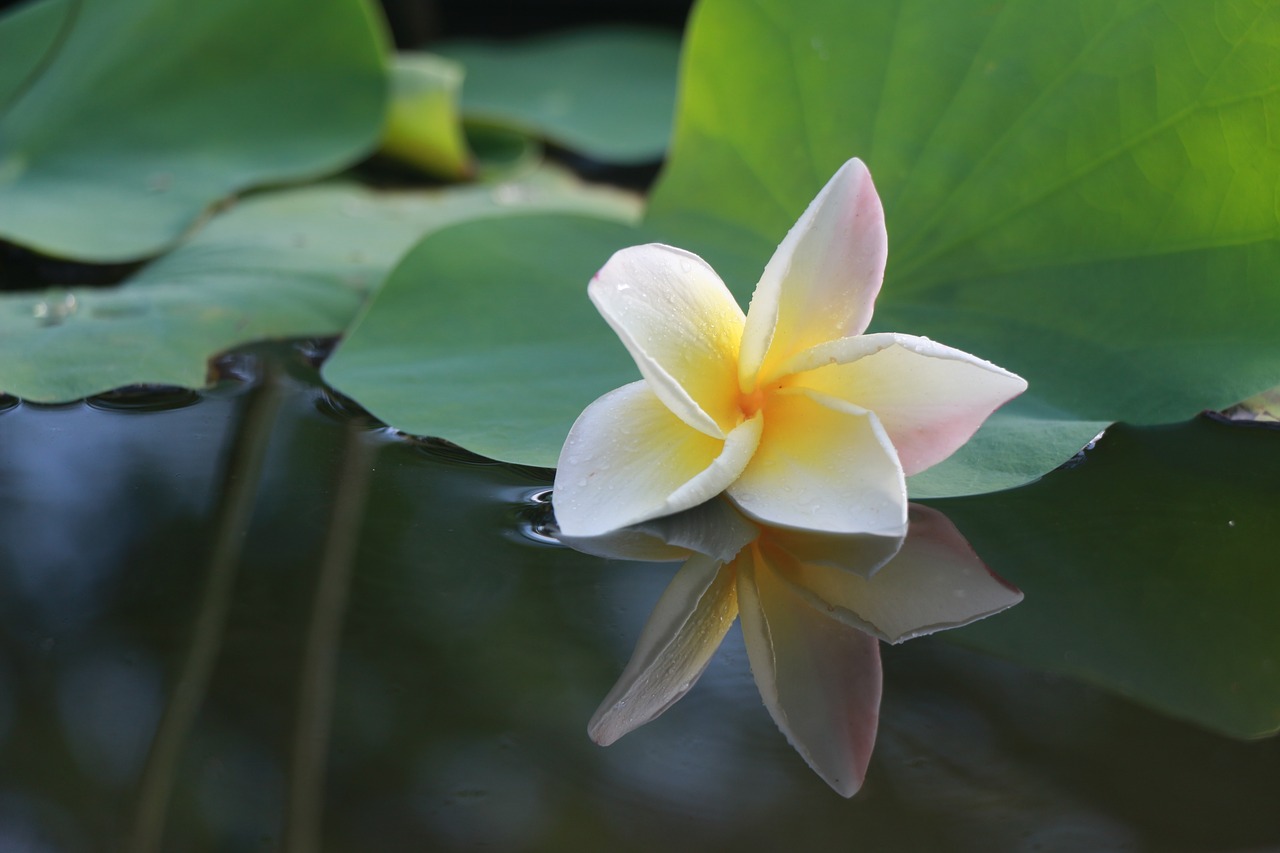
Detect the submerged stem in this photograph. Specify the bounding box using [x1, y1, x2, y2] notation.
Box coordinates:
[284, 420, 375, 852]
[129, 366, 283, 853]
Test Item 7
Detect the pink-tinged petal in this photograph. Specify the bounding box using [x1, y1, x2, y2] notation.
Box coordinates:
[589, 554, 738, 746]
[774, 504, 1023, 644]
[787, 333, 1028, 476]
[738, 547, 882, 798]
[739, 158, 887, 390]
[727, 388, 907, 536]
[591, 244, 745, 437]
[553, 381, 762, 538]
[559, 497, 758, 564]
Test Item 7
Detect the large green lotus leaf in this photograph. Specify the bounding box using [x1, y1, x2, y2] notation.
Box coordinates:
[0, 0, 387, 262]
[938, 417, 1280, 739]
[436, 26, 680, 163]
[648, 0, 1280, 494]
[325, 0, 1280, 496]
[0, 173, 640, 402]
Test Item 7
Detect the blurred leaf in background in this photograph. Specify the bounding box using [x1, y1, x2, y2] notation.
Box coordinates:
[0, 170, 640, 401]
[437, 26, 681, 164]
[0, 0, 388, 261]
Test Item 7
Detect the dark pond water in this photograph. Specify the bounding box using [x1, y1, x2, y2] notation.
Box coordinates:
[0, 342, 1276, 852]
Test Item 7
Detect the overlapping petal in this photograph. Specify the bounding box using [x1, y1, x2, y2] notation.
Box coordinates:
[727, 388, 907, 535]
[589, 554, 738, 746]
[554, 381, 763, 537]
[739, 158, 887, 390]
[738, 548, 882, 798]
[773, 505, 1024, 643]
[590, 244, 746, 437]
[785, 333, 1029, 476]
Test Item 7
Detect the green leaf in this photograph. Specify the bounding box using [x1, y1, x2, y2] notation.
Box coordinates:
[437, 26, 680, 163]
[648, 0, 1280, 494]
[937, 417, 1280, 739]
[0, 0, 388, 262]
[329, 0, 1280, 497]
[0, 172, 640, 402]
[322, 215, 645, 465]
[0, 0, 70, 110]
[380, 53, 474, 180]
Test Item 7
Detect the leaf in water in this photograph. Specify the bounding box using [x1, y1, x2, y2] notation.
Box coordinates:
[939, 416, 1280, 739]
[0, 0, 387, 261]
[0, 172, 640, 402]
[380, 53, 474, 181]
[437, 26, 680, 163]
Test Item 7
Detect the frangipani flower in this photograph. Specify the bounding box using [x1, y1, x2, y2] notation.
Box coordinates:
[553, 158, 1026, 538]
[562, 500, 1023, 797]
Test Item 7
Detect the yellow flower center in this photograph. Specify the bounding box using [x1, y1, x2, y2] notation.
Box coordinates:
[738, 386, 767, 418]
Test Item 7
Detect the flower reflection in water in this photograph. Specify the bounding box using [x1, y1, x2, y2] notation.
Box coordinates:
[560, 499, 1022, 796]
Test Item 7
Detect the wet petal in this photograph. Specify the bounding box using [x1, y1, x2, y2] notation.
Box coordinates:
[739, 158, 887, 390]
[775, 504, 1024, 643]
[738, 548, 882, 797]
[589, 554, 738, 746]
[787, 333, 1028, 476]
[727, 388, 907, 536]
[591, 244, 745, 437]
[553, 381, 762, 538]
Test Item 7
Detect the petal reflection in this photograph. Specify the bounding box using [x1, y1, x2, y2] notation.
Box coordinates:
[588, 555, 738, 746]
[559, 497, 1021, 797]
[739, 548, 882, 797]
[772, 504, 1024, 643]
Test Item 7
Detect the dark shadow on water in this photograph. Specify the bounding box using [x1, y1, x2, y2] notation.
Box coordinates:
[0, 341, 1276, 851]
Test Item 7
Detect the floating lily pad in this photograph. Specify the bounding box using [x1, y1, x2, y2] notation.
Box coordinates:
[327, 0, 1280, 498]
[436, 26, 680, 164]
[0, 0, 388, 261]
[0, 171, 640, 402]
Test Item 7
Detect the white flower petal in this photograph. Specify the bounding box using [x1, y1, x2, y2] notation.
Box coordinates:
[553, 382, 762, 538]
[739, 158, 887, 389]
[773, 504, 1024, 644]
[589, 554, 738, 746]
[591, 244, 745, 437]
[727, 388, 907, 536]
[787, 333, 1028, 476]
[738, 549, 882, 798]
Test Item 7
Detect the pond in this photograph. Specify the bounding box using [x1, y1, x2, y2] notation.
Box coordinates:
[1, 341, 1276, 851]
